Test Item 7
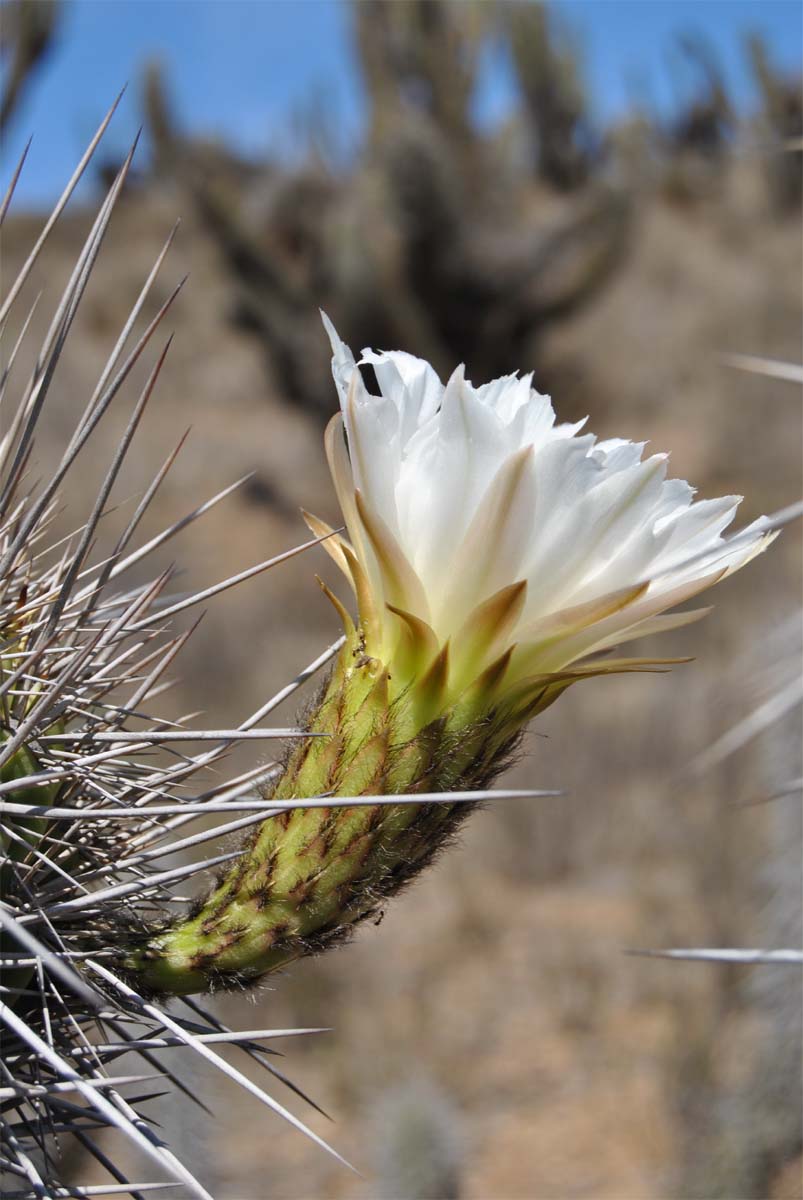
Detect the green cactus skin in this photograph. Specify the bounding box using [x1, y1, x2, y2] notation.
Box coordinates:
[1, 741, 63, 998]
[129, 632, 521, 996]
[1, 744, 50, 852]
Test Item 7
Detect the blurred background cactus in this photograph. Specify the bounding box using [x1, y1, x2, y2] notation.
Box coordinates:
[502, 0, 594, 190]
[372, 1077, 464, 1200]
[0, 0, 61, 133]
[1, 2, 801, 1197]
[747, 31, 803, 211]
[140, 1, 632, 427]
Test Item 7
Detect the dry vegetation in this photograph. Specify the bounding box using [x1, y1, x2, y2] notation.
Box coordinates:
[2, 2, 801, 1197]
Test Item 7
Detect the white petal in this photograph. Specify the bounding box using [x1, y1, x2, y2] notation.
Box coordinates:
[532, 568, 729, 671]
[395, 367, 516, 607]
[591, 438, 648, 472]
[652, 495, 740, 571]
[438, 444, 537, 631]
[523, 452, 668, 616]
[343, 369, 403, 537]
[359, 347, 443, 439]
[321, 310, 357, 410]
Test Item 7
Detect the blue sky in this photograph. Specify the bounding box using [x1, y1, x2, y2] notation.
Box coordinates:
[1, 0, 801, 208]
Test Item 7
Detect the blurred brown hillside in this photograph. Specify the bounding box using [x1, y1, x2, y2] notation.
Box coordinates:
[2, 2, 802, 1197]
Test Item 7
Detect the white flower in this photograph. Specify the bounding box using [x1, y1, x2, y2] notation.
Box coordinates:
[307, 315, 775, 719]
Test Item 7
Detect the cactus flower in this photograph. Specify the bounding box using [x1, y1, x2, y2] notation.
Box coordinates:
[132, 318, 775, 995]
[311, 314, 773, 710]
